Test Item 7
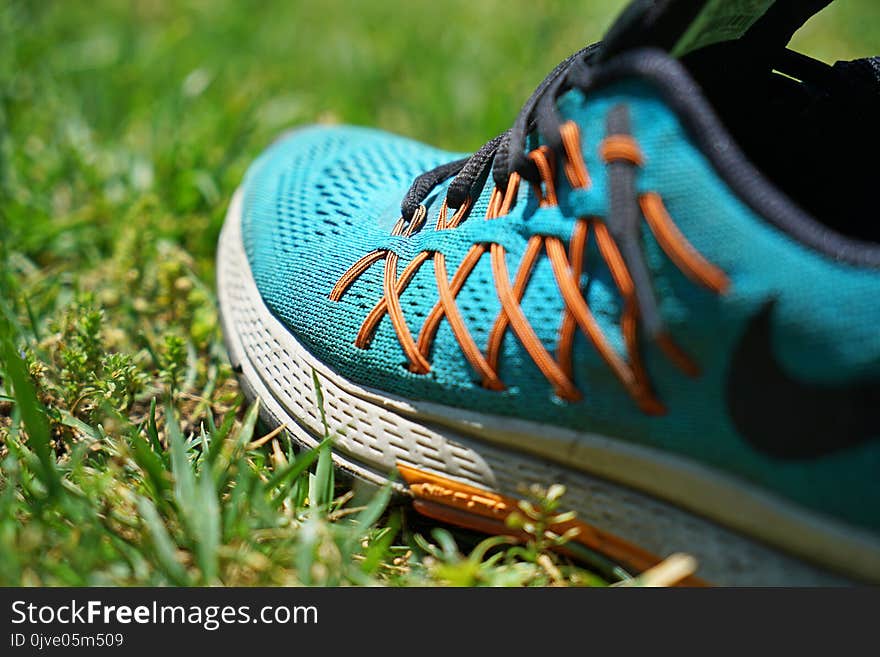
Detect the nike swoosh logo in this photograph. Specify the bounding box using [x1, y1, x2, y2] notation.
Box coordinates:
[725, 300, 880, 459]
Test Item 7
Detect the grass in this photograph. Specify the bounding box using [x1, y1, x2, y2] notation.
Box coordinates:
[0, 0, 877, 586]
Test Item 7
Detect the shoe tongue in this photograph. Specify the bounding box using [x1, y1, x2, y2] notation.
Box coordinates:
[597, 0, 832, 61]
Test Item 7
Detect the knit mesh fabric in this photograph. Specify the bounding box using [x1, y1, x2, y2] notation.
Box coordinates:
[239, 82, 880, 532]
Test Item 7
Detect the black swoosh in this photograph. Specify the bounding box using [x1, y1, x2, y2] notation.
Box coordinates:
[725, 300, 880, 459]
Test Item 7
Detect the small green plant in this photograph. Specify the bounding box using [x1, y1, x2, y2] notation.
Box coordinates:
[159, 333, 187, 395]
[413, 484, 610, 587]
[505, 483, 580, 556]
[94, 352, 145, 414]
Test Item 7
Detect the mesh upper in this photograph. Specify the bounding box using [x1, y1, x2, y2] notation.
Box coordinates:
[238, 83, 880, 532]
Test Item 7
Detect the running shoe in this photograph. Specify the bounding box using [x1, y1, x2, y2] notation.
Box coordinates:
[217, 0, 880, 585]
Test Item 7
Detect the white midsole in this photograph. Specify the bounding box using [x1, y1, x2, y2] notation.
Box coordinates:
[217, 186, 880, 584]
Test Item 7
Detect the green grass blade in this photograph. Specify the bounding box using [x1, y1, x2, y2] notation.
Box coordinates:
[230, 399, 260, 458]
[264, 439, 328, 509]
[354, 481, 394, 531]
[0, 333, 60, 496]
[166, 404, 196, 508]
[194, 471, 220, 582]
[22, 294, 41, 342]
[59, 409, 100, 441]
[309, 439, 334, 510]
[311, 369, 328, 437]
[135, 495, 189, 586]
[360, 512, 401, 575]
[130, 429, 171, 502]
[205, 408, 235, 466]
[146, 397, 164, 456]
[306, 371, 335, 509]
[165, 403, 221, 581]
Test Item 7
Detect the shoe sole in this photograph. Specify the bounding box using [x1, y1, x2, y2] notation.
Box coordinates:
[217, 185, 880, 585]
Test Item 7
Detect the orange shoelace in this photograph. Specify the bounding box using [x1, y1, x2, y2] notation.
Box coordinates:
[330, 118, 729, 414]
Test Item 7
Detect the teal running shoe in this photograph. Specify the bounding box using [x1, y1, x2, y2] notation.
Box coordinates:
[218, 0, 880, 585]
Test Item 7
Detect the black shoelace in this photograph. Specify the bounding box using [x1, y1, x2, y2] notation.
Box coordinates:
[400, 43, 600, 221]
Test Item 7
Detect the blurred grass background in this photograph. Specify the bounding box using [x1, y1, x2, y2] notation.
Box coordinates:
[2, 0, 877, 275]
[0, 0, 877, 585]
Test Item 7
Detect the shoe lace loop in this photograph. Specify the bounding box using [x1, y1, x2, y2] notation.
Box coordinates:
[401, 43, 599, 221]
